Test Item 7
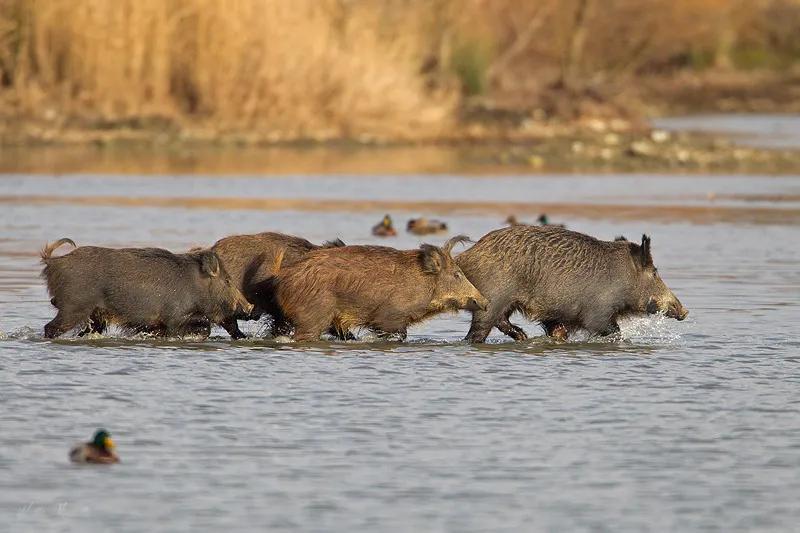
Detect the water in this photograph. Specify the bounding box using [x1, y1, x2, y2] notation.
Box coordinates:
[1, 163, 800, 531]
[653, 114, 800, 149]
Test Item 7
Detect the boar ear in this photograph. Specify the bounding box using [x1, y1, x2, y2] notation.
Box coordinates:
[200, 252, 221, 277]
[640, 234, 653, 267]
[442, 235, 472, 257]
[420, 244, 444, 274]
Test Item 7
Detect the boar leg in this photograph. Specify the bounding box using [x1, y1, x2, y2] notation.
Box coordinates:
[466, 298, 512, 343]
[293, 326, 324, 342]
[328, 326, 356, 341]
[597, 321, 621, 338]
[373, 328, 407, 341]
[542, 320, 569, 341]
[220, 317, 246, 340]
[291, 312, 330, 342]
[466, 312, 495, 343]
[582, 313, 621, 339]
[78, 309, 108, 337]
[497, 311, 527, 341]
[183, 317, 212, 338]
[270, 313, 294, 338]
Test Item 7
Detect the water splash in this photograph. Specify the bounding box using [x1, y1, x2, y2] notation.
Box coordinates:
[5, 326, 39, 340]
[619, 314, 686, 344]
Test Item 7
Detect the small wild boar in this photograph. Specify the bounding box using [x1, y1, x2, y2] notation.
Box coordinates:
[40, 238, 253, 339]
[210, 232, 345, 337]
[274, 236, 489, 341]
[456, 226, 688, 342]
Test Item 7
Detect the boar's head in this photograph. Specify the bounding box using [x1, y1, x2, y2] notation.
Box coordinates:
[196, 250, 254, 320]
[628, 235, 688, 321]
[421, 236, 489, 313]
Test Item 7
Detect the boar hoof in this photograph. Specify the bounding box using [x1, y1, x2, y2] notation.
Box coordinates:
[497, 319, 527, 341]
[547, 324, 568, 342]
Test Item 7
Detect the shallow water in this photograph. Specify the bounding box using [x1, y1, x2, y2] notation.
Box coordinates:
[1, 168, 800, 532]
[653, 114, 800, 149]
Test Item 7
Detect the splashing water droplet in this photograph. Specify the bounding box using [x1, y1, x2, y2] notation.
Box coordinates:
[619, 314, 685, 344]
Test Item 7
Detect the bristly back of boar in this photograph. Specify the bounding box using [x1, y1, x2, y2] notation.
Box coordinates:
[456, 225, 688, 342]
[273, 236, 488, 342]
[40, 242, 252, 339]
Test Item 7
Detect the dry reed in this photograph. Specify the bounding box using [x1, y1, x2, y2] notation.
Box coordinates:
[0, 0, 797, 141]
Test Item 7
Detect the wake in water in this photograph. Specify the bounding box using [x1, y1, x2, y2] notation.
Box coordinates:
[1, 313, 689, 347]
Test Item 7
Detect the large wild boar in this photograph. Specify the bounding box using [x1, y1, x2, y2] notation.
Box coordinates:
[274, 236, 489, 341]
[456, 226, 688, 342]
[40, 238, 253, 339]
[210, 232, 345, 337]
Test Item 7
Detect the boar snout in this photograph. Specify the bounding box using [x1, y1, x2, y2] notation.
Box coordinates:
[647, 294, 688, 321]
[667, 299, 688, 321]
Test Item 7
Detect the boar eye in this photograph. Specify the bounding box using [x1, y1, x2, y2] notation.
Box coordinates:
[454, 271, 462, 280]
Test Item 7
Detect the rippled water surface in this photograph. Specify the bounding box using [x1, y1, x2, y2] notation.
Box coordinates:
[654, 114, 800, 149]
[1, 166, 799, 532]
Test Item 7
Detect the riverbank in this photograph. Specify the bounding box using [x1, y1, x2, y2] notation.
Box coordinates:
[2, 125, 799, 176]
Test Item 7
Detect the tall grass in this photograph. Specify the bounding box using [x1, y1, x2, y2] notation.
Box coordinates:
[0, 0, 456, 138]
[1, 0, 798, 139]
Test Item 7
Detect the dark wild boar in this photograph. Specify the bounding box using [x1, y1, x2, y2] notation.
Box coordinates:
[274, 236, 489, 342]
[456, 226, 688, 342]
[41, 238, 253, 339]
[210, 232, 345, 337]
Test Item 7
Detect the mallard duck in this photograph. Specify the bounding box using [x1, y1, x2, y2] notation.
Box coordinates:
[69, 429, 120, 464]
[537, 214, 565, 228]
[372, 214, 397, 237]
[406, 217, 448, 235]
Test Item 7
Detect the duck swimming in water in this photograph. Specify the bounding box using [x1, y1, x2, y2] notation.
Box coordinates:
[537, 214, 565, 228]
[69, 429, 120, 464]
[406, 217, 448, 236]
[372, 214, 397, 237]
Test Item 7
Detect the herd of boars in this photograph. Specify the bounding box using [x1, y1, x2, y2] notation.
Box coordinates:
[39, 224, 688, 342]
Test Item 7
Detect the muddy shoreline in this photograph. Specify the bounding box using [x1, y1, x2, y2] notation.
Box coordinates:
[1, 127, 799, 176]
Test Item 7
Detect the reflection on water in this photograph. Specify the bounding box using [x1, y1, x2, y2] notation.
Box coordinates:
[653, 113, 800, 149]
[0, 144, 526, 176]
[1, 172, 800, 531]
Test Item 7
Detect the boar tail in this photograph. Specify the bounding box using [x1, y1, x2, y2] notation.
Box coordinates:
[443, 235, 472, 256]
[272, 249, 285, 274]
[40, 238, 76, 262]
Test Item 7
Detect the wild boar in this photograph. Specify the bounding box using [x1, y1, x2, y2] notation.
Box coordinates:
[40, 238, 253, 339]
[210, 232, 345, 337]
[456, 226, 688, 342]
[273, 236, 489, 342]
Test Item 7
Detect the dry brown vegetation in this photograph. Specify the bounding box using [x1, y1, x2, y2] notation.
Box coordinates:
[0, 0, 798, 144]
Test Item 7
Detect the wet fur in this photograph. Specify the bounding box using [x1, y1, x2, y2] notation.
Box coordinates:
[274, 238, 486, 342]
[211, 232, 344, 336]
[456, 225, 686, 342]
[41, 242, 249, 339]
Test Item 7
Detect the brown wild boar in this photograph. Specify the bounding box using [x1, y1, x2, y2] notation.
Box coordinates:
[456, 226, 688, 342]
[210, 232, 345, 337]
[274, 236, 489, 341]
[41, 238, 253, 339]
